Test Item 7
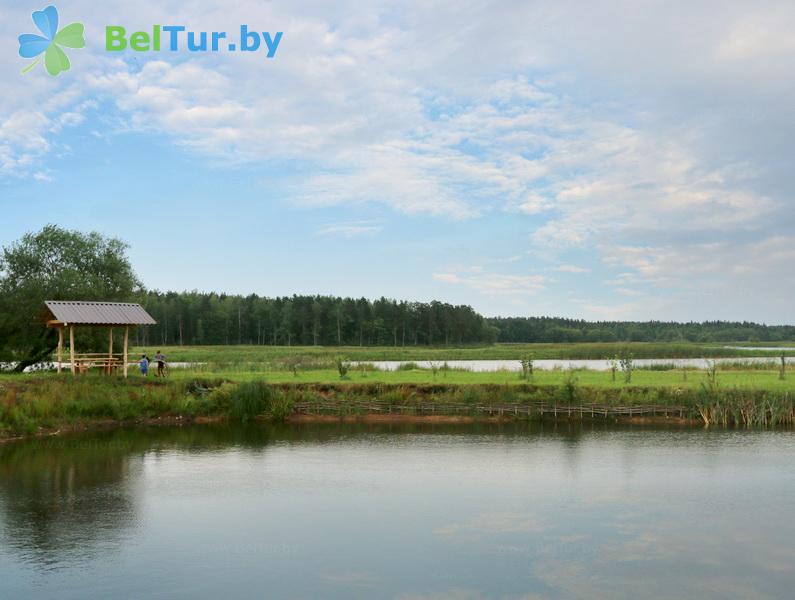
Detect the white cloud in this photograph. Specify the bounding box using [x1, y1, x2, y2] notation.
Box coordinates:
[2, 0, 794, 319]
[434, 270, 546, 295]
[602, 238, 795, 288]
[614, 288, 644, 297]
[555, 264, 590, 274]
[316, 221, 382, 237]
[579, 299, 671, 321]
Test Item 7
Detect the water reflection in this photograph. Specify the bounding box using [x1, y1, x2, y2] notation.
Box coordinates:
[0, 423, 793, 599]
[0, 426, 275, 568]
[0, 435, 137, 569]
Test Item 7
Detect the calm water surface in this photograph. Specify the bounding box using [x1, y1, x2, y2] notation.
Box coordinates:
[358, 357, 795, 371]
[1, 423, 793, 599]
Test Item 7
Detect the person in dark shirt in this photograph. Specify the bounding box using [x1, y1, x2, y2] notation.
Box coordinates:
[155, 351, 167, 377]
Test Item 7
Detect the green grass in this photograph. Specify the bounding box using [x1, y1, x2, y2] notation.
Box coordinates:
[129, 342, 795, 364]
[6, 362, 792, 391]
[2, 370, 792, 437]
[2, 341, 793, 437]
[157, 365, 794, 391]
[0, 375, 291, 436]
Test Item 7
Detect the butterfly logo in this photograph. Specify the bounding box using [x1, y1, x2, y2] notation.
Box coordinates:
[18, 6, 85, 76]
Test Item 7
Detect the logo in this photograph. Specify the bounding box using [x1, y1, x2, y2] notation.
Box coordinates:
[104, 26, 282, 57]
[16, 6, 281, 77]
[18, 5, 85, 76]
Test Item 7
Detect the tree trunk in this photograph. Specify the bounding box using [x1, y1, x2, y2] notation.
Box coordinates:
[14, 330, 57, 372]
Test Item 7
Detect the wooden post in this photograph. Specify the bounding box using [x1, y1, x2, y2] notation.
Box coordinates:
[57, 327, 63, 374]
[123, 327, 129, 379]
[108, 327, 114, 375]
[69, 326, 75, 375]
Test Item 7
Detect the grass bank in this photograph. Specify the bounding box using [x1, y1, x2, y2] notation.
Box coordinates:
[1, 375, 792, 439]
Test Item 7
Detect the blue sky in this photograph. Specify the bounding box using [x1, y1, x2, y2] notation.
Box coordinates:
[2, 1, 794, 322]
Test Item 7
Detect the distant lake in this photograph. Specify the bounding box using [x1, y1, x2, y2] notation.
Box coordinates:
[358, 357, 795, 372]
[723, 346, 795, 351]
[1, 423, 793, 599]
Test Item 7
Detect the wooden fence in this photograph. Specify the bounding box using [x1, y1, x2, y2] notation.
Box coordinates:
[289, 401, 693, 419]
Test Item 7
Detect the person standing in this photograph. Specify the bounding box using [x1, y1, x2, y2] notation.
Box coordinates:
[139, 355, 150, 377]
[155, 350, 167, 377]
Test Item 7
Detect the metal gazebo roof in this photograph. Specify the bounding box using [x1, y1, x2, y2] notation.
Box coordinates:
[44, 301, 157, 326]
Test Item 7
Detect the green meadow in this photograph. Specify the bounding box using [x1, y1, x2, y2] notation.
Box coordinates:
[2, 362, 793, 391]
[124, 342, 793, 391]
[161, 366, 795, 391]
[130, 341, 792, 363]
[1, 342, 793, 437]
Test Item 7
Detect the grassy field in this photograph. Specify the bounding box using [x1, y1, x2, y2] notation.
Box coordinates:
[149, 364, 794, 391]
[1, 341, 793, 391]
[1, 342, 793, 437]
[117, 341, 793, 391]
[128, 342, 795, 363]
[2, 363, 793, 391]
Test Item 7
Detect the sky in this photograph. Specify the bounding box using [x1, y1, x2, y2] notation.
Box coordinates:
[1, 1, 794, 322]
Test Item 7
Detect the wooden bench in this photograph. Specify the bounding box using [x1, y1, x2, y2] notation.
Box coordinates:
[72, 354, 125, 375]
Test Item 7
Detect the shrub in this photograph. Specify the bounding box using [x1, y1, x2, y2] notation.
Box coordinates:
[281, 355, 303, 376]
[461, 386, 486, 405]
[268, 389, 294, 422]
[557, 372, 579, 404]
[619, 351, 634, 383]
[396, 362, 419, 371]
[609, 357, 618, 382]
[229, 380, 271, 422]
[335, 357, 349, 379]
[706, 360, 718, 385]
[520, 355, 534, 380]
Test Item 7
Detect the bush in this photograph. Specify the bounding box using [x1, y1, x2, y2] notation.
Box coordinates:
[520, 355, 534, 380]
[460, 386, 486, 405]
[335, 357, 349, 379]
[557, 372, 579, 404]
[268, 389, 294, 422]
[396, 362, 419, 371]
[229, 380, 271, 422]
[619, 351, 634, 383]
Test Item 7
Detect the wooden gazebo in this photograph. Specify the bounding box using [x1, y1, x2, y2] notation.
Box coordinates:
[42, 301, 157, 377]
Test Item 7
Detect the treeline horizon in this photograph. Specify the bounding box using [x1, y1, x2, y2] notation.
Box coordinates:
[5, 225, 790, 370]
[138, 291, 795, 346]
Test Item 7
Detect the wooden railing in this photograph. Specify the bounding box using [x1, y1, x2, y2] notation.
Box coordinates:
[289, 401, 693, 419]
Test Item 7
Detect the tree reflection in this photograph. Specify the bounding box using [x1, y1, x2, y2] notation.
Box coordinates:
[0, 425, 273, 568]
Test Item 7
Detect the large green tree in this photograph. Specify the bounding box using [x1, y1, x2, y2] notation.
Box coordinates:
[0, 225, 142, 371]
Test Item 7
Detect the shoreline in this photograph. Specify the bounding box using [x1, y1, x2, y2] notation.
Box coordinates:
[2, 377, 791, 442]
[0, 415, 229, 445]
[0, 412, 707, 444]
